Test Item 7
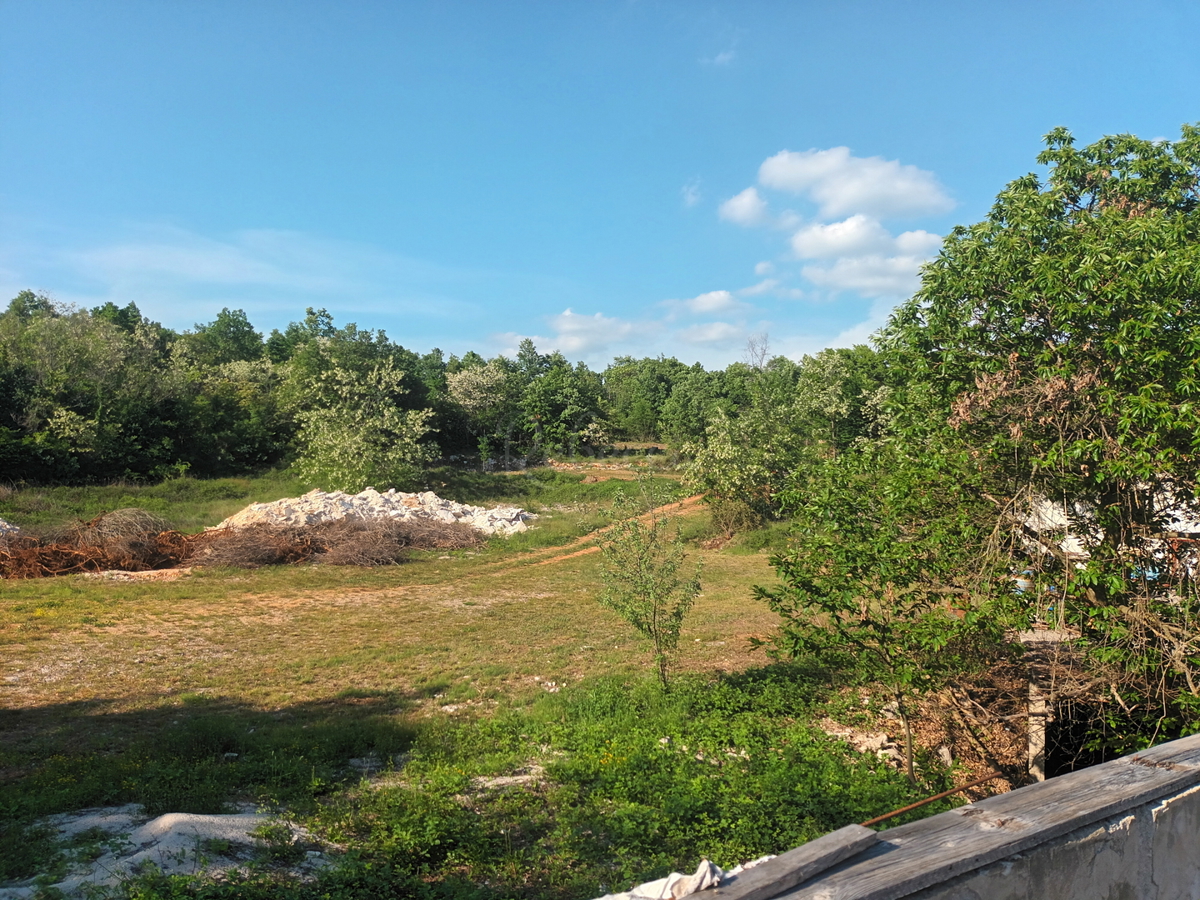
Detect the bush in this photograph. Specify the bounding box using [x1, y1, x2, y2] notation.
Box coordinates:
[708, 498, 764, 534]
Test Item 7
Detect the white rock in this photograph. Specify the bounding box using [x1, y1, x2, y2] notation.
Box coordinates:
[210, 488, 537, 536]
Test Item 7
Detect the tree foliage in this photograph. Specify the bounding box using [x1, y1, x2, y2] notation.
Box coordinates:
[760, 434, 1019, 777]
[877, 125, 1200, 749]
[597, 487, 702, 689]
[294, 359, 436, 493]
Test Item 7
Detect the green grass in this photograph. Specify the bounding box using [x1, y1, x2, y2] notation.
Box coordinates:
[0, 471, 311, 534]
[726, 518, 794, 554]
[0, 466, 901, 900]
[69, 667, 959, 900]
[0, 466, 681, 536]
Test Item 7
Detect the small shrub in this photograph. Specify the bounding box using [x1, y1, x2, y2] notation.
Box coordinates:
[709, 498, 764, 535]
[597, 496, 701, 690]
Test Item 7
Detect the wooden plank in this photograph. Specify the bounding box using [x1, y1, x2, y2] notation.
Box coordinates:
[704, 825, 878, 900]
[774, 731, 1200, 900]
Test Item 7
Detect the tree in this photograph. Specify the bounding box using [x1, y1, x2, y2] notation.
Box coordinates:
[682, 348, 886, 521]
[602, 356, 690, 441]
[519, 356, 606, 458]
[0, 297, 180, 480]
[295, 358, 435, 493]
[760, 435, 1017, 780]
[596, 487, 702, 690]
[179, 308, 264, 366]
[880, 124, 1200, 750]
[447, 359, 523, 465]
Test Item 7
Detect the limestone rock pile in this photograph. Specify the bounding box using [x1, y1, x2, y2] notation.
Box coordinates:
[213, 488, 536, 536]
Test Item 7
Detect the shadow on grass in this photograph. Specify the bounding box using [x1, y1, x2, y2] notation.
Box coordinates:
[0, 688, 433, 881]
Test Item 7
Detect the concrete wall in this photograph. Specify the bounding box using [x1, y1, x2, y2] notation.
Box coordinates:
[780, 732, 1200, 900]
[913, 780, 1200, 900]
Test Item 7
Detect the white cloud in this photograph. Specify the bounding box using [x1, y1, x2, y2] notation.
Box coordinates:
[680, 321, 743, 345]
[802, 254, 929, 298]
[738, 279, 778, 297]
[719, 187, 769, 227]
[681, 178, 702, 208]
[545, 308, 635, 355]
[686, 289, 739, 314]
[702, 48, 736, 65]
[790, 214, 894, 259]
[894, 229, 943, 255]
[754, 260, 774, 276]
[661, 288, 753, 320]
[758, 147, 954, 219]
[790, 216, 944, 262]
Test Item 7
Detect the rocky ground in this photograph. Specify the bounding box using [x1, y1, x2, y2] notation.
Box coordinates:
[0, 805, 329, 899]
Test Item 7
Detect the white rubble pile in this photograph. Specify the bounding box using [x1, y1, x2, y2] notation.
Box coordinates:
[0, 804, 329, 899]
[213, 487, 536, 536]
[0, 517, 18, 538]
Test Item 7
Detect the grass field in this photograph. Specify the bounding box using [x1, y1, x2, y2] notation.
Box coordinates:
[0, 465, 954, 898]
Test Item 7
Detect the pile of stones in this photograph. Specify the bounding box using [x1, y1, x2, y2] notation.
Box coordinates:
[213, 487, 536, 536]
[0, 517, 19, 539]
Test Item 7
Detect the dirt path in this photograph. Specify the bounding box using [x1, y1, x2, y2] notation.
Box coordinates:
[469, 493, 707, 573]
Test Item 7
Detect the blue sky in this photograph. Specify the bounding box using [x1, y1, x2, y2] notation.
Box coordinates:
[2, 1, 1198, 367]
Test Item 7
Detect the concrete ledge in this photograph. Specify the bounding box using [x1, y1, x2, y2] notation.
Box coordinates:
[705, 825, 877, 900]
[777, 732, 1200, 900]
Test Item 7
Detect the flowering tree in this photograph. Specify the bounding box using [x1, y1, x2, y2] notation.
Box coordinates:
[296, 358, 435, 493]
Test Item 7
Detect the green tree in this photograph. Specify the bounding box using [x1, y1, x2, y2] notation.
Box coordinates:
[880, 123, 1200, 749]
[0, 297, 180, 480]
[295, 358, 435, 493]
[602, 356, 690, 441]
[520, 355, 606, 458]
[658, 364, 725, 445]
[446, 358, 524, 465]
[179, 308, 264, 366]
[760, 436, 1017, 780]
[597, 488, 702, 689]
[682, 348, 886, 520]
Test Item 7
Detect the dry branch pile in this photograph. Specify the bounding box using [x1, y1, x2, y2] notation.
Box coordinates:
[0, 509, 191, 578]
[193, 516, 482, 568]
[0, 508, 484, 579]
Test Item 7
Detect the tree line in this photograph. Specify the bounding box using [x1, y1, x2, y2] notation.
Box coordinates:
[0, 293, 884, 492]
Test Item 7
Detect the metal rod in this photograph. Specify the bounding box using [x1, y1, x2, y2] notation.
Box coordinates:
[859, 770, 1004, 828]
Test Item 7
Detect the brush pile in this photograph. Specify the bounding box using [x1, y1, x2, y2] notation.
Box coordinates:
[194, 516, 483, 568]
[0, 506, 485, 579]
[0, 509, 191, 578]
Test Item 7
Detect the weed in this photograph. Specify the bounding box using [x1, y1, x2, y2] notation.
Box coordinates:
[251, 822, 306, 865]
